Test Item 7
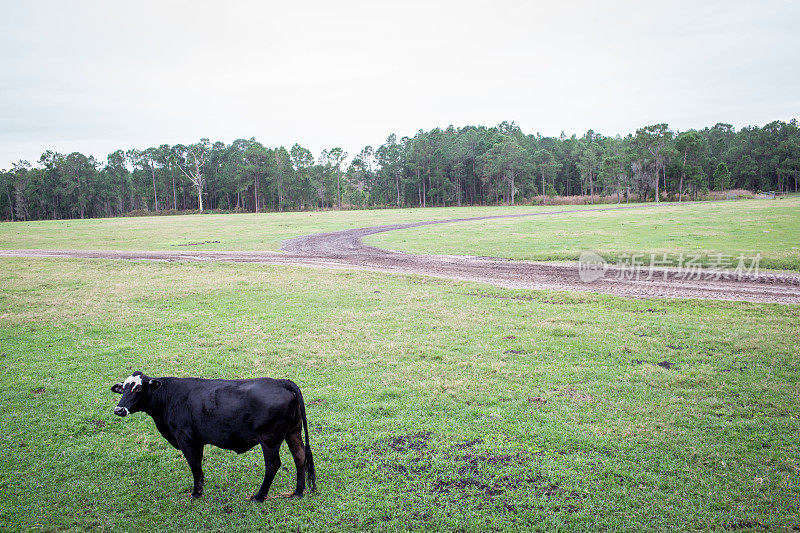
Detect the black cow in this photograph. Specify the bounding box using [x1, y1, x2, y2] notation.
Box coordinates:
[111, 371, 316, 501]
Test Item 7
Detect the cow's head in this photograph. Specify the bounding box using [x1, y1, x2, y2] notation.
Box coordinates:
[111, 371, 161, 417]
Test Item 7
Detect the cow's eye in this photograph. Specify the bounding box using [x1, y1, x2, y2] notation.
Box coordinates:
[132, 384, 142, 393]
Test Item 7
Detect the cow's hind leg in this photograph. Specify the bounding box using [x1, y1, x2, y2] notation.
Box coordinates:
[180, 443, 205, 499]
[283, 430, 307, 498]
[250, 441, 281, 502]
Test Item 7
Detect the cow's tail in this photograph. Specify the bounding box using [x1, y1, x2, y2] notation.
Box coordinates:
[285, 380, 316, 492]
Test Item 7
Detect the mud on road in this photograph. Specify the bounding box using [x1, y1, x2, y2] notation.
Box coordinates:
[2, 205, 799, 304]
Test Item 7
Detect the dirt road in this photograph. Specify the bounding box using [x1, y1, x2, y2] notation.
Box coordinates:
[2, 207, 799, 304]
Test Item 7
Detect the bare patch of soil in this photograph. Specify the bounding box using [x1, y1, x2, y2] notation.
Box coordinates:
[724, 520, 761, 530]
[557, 387, 594, 402]
[387, 432, 432, 452]
[435, 449, 545, 497]
[369, 432, 577, 512]
[452, 438, 484, 450]
[631, 360, 678, 370]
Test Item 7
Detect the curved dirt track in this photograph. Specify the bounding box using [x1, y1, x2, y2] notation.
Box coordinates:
[2, 205, 799, 304]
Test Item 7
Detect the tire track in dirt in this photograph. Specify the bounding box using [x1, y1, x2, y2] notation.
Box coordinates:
[2, 204, 799, 304]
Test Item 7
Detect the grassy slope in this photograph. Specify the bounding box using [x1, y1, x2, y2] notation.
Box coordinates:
[0, 205, 610, 252]
[1, 259, 798, 532]
[367, 198, 800, 271]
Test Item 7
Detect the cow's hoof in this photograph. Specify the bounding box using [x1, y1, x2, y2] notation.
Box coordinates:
[190, 492, 203, 499]
[248, 495, 265, 503]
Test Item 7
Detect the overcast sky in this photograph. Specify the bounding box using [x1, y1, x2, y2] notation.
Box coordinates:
[1, 0, 798, 168]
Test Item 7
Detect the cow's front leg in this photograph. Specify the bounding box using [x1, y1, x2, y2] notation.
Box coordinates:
[250, 442, 281, 502]
[180, 443, 205, 498]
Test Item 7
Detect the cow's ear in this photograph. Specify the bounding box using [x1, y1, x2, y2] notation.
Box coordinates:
[111, 383, 124, 394]
[149, 379, 162, 391]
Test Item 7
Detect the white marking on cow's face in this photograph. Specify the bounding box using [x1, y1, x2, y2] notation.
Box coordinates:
[114, 374, 144, 415]
[123, 374, 143, 388]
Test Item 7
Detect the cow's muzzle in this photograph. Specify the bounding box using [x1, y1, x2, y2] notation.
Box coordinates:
[114, 406, 129, 417]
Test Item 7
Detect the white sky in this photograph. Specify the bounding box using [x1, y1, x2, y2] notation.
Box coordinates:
[1, 0, 798, 168]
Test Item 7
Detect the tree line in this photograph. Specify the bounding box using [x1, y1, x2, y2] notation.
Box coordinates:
[2, 119, 799, 221]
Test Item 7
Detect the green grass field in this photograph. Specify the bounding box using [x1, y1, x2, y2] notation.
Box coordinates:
[1, 202, 799, 531]
[367, 198, 800, 271]
[0, 205, 605, 252]
[3, 199, 797, 272]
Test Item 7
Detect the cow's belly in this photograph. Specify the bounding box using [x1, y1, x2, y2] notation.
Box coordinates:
[200, 427, 261, 453]
[200, 420, 294, 453]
